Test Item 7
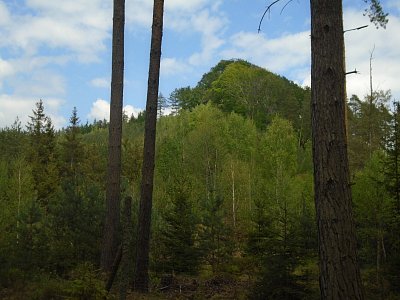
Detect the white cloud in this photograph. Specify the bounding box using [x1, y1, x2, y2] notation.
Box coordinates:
[0, 95, 65, 128]
[0, 0, 114, 128]
[87, 99, 143, 121]
[0, 95, 35, 127]
[11, 69, 66, 97]
[0, 0, 112, 62]
[222, 30, 310, 74]
[161, 58, 189, 76]
[0, 58, 14, 87]
[125, 0, 153, 27]
[166, 0, 211, 12]
[87, 98, 110, 121]
[124, 105, 142, 118]
[127, 1, 228, 79]
[90, 77, 110, 88]
[126, 0, 221, 28]
[0, 2, 10, 26]
[344, 9, 400, 100]
[219, 7, 400, 103]
[188, 9, 228, 66]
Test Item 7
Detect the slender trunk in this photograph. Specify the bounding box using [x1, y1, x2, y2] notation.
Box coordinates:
[369, 47, 375, 158]
[17, 164, 21, 244]
[376, 236, 381, 286]
[105, 244, 123, 292]
[120, 196, 133, 300]
[214, 149, 218, 192]
[231, 161, 236, 228]
[310, 0, 364, 298]
[134, 0, 164, 292]
[395, 108, 400, 210]
[101, 0, 125, 273]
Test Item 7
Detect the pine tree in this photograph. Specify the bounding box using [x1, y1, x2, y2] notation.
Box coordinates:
[134, 0, 165, 292]
[101, 0, 125, 272]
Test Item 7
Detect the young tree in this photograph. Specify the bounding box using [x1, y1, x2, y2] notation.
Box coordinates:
[134, 0, 165, 292]
[158, 184, 200, 275]
[157, 93, 167, 118]
[60, 107, 85, 181]
[26, 100, 59, 210]
[385, 102, 400, 210]
[101, 0, 125, 273]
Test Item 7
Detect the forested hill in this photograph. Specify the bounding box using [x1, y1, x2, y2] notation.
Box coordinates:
[169, 59, 311, 141]
[0, 60, 399, 299]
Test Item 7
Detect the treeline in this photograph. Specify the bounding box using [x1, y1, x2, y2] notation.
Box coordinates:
[0, 60, 399, 299]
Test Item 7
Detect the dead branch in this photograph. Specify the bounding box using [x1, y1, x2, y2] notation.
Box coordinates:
[258, 0, 283, 33]
[345, 69, 359, 75]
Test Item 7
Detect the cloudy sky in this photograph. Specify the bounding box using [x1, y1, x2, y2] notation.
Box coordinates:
[0, 0, 399, 128]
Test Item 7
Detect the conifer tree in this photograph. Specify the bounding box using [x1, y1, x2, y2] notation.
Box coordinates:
[134, 0, 165, 292]
[159, 184, 200, 275]
[26, 100, 59, 210]
[101, 0, 125, 272]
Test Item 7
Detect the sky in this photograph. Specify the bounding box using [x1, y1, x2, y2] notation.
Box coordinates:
[0, 0, 399, 128]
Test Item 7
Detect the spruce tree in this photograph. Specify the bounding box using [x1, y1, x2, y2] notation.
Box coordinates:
[159, 186, 200, 275]
[26, 100, 59, 210]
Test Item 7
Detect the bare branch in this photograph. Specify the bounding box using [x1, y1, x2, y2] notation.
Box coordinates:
[345, 69, 359, 75]
[280, 0, 294, 15]
[258, 0, 284, 33]
[343, 24, 369, 33]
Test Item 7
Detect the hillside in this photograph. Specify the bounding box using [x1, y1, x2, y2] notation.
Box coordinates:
[170, 59, 311, 143]
[0, 60, 399, 299]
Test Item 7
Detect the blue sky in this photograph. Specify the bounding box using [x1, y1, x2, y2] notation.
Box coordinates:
[0, 0, 399, 128]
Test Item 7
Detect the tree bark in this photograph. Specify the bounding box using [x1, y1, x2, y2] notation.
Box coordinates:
[120, 196, 133, 300]
[134, 0, 164, 292]
[101, 0, 125, 273]
[310, 0, 364, 299]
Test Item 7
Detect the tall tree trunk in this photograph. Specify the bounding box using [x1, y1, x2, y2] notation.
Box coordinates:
[231, 161, 236, 228]
[310, 0, 364, 299]
[120, 196, 133, 300]
[101, 0, 125, 273]
[134, 0, 164, 292]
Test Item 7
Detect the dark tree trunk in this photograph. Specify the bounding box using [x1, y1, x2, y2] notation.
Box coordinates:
[134, 0, 164, 292]
[101, 0, 125, 273]
[310, 0, 364, 299]
[120, 196, 133, 300]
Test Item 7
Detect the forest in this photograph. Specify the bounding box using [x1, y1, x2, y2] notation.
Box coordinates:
[0, 59, 399, 299]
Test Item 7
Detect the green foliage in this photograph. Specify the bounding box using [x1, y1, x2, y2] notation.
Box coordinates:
[0, 59, 399, 298]
[247, 116, 316, 299]
[210, 61, 311, 132]
[10, 264, 110, 300]
[157, 183, 201, 275]
[384, 101, 400, 209]
[26, 100, 60, 208]
[199, 193, 234, 274]
[364, 0, 389, 28]
[247, 196, 311, 300]
[353, 151, 400, 297]
[347, 91, 391, 171]
[167, 59, 311, 139]
[63, 263, 110, 300]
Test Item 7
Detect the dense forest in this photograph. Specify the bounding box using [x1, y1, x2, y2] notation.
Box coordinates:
[0, 59, 399, 299]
